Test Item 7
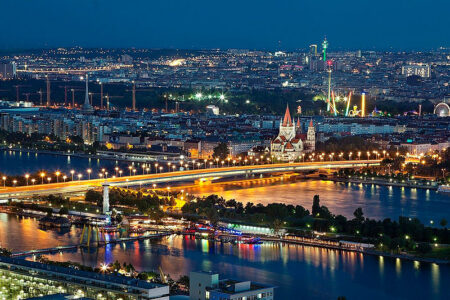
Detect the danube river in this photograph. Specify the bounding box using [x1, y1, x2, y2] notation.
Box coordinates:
[184, 179, 449, 223]
[0, 214, 448, 300]
[0, 149, 131, 176]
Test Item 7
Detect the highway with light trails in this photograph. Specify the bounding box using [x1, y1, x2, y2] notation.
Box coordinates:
[0, 160, 380, 199]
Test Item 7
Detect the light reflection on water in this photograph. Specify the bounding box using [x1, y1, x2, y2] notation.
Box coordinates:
[39, 235, 449, 300]
[186, 179, 449, 222]
[0, 214, 447, 300]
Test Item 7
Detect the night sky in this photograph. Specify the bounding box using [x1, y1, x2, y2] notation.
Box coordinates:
[1, 0, 449, 50]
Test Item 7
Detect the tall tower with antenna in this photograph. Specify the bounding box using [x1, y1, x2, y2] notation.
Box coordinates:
[82, 73, 94, 114]
[322, 37, 328, 61]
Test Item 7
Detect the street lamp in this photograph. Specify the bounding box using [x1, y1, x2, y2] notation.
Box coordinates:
[25, 174, 30, 186]
[13, 180, 17, 187]
[63, 175, 67, 182]
[47, 177, 52, 183]
[2, 176, 6, 187]
[40, 172, 45, 184]
[55, 171, 60, 183]
[77, 174, 82, 181]
[31, 178, 36, 185]
[119, 170, 123, 177]
[70, 170, 75, 181]
[128, 166, 132, 176]
[87, 168, 92, 180]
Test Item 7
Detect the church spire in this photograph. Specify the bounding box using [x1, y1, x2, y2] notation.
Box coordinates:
[282, 104, 292, 127]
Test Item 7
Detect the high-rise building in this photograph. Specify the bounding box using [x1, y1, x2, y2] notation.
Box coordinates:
[0, 62, 16, 79]
[309, 44, 318, 56]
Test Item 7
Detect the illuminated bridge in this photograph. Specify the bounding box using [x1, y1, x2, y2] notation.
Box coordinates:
[0, 160, 380, 199]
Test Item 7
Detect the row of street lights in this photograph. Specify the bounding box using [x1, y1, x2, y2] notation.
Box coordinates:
[2, 150, 388, 187]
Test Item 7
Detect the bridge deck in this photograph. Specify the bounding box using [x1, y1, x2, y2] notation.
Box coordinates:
[0, 160, 380, 199]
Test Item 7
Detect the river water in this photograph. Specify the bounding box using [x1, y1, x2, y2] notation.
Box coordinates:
[0, 214, 448, 300]
[0, 149, 132, 176]
[0, 151, 449, 299]
[185, 179, 450, 223]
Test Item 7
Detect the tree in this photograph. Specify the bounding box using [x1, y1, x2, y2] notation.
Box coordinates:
[45, 207, 53, 217]
[85, 190, 103, 206]
[353, 207, 364, 223]
[416, 243, 432, 254]
[312, 195, 321, 217]
[205, 207, 219, 227]
[440, 218, 447, 228]
[270, 219, 283, 236]
[177, 275, 190, 289]
[213, 142, 229, 160]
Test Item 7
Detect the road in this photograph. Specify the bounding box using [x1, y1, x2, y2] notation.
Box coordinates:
[0, 160, 380, 199]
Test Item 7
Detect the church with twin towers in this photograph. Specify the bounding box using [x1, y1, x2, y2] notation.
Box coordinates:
[271, 105, 315, 162]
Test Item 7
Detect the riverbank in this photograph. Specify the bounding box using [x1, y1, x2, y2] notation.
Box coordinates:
[261, 236, 449, 265]
[331, 176, 439, 190]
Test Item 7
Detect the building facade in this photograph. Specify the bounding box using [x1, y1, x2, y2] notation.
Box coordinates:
[189, 271, 274, 300]
[270, 105, 315, 161]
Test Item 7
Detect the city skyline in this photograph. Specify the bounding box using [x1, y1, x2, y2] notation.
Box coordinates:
[0, 0, 449, 51]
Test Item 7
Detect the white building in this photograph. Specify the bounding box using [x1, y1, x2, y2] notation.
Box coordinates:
[189, 271, 274, 300]
[401, 64, 431, 78]
[271, 105, 315, 161]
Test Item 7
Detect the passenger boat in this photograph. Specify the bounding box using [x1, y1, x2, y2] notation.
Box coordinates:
[239, 236, 263, 245]
[99, 226, 119, 233]
[437, 185, 450, 194]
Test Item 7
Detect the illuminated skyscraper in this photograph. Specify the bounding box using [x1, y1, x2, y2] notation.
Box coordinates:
[322, 38, 328, 61]
[309, 44, 317, 56]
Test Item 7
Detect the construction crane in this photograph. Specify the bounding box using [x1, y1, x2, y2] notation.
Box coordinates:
[38, 89, 44, 106]
[124, 82, 155, 111]
[103, 94, 123, 111]
[69, 88, 83, 108]
[99, 82, 104, 110]
[88, 92, 100, 106]
[12, 85, 31, 102]
[59, 85, 82, 108]
[22, 93, 31, 102]
[46, 75, 51, 107]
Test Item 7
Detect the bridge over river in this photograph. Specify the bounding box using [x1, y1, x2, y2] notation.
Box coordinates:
[0, 160, 380, 199]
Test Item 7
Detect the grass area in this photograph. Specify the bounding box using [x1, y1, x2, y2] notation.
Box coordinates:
[409, 246, 450, 261]
[424, 247, 450, 260]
